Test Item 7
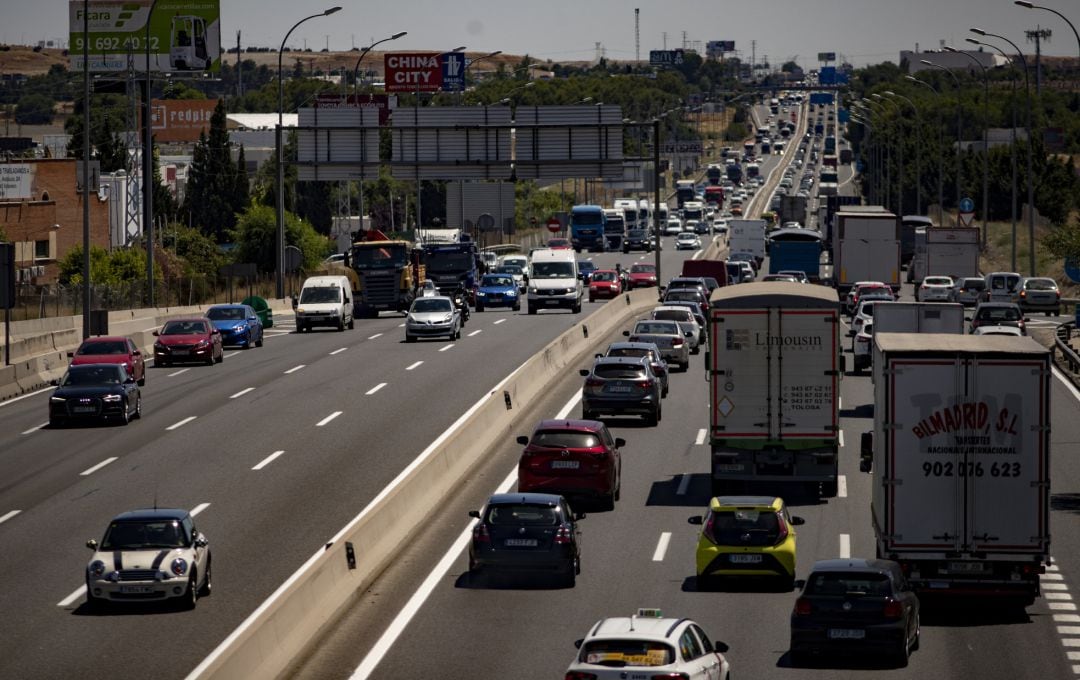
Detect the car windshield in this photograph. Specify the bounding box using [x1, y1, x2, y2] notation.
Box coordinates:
[426, 252, 474, 273]
[608, 347, 650, 359]
[206, 307, 246, 320]
[665, 292, 702, 303]
[978, 306, 1021, 322]
[485, 504, 559, 526]
[300, 286, 341, 304]
[496, 266, 523, 275]
[594, 365, 646, 379]
[707, 509, 781, 546]
[654, 310, 690, 322]
[101, 520, 189, 550]
[412, 299, 452, 313]
[634, 322, 678, 335]
[62, 365, 124, 386]
[1026, 278, 1057, 291]
[530, 430, 600, 448]
[925, 277, 952, 286]
[161, 320, 208, 335]
[580, 640, 675, 667]
[961, 279, 986, 289]
[592, 271, 617, 282]
[533, 262, 575, 279]
[631, 264, 656, 274]
[804, 571, 893, 597]
[482, 276, 514, 288]
[76, 341, 127, 355]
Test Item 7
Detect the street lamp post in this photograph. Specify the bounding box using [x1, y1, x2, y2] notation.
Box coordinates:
[968, 37, 1020, 270]
[885, 91, 922, 215]
[463, 50, 502, 94]
[873, 94, 904, 215]
[143, 0, 160, 308]
[906, 75, 947, 225]
[921, 59, 963, 224]
[860, 98, 891, 211]
[276, 7, 342, 300]
[850, 114, 877, 203]
[972, 28, 1035, 275]
[944, 46, 990, 248]
[1015, 1, 1080, 59]
[352, 32, 407, 95]
[852, 103, 881, 203]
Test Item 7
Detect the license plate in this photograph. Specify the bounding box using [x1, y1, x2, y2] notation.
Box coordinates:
[828, 629, 866, 640]
[173, 350, 190, 356]
[504, 538, 538, 547]
[729, 554, 763, 564]
[947, 561, 988, 573]
[716, 464, 745, 472]
[119, 585, 155, 594]
[551, 460, 580, 469]
[606, 385, 632, 393]
[73, 406, 96, 413]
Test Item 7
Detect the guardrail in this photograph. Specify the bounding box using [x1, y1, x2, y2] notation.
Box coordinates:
[1055, 319, 1080, 373]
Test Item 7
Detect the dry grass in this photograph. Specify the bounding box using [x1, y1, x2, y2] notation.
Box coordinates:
[975, 208, 1080, 297]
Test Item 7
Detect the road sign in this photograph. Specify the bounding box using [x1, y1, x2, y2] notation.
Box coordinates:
[959, 197, 975, 213]
[441, 52, 465, 92]
[384, 52, 442, 93]
[547, 218, 562, 233]
[818, 52, 837, 62]
[958, 211, 975, 227]
[476, 213, 497, 232]
[1065, 257, 1080, 284]
[649, 50, 685, 66]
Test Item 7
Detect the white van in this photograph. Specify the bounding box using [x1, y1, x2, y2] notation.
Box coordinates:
[295, 275, 355, 332]
[527, 248, 582, 315]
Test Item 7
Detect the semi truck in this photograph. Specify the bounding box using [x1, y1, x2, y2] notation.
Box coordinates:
[767, 228, 824, 281]
[909, 226, 980, 283]
[676, 180, 697, 208]
[860, 333, 1050, 605]
[728, 219, 768, 268]
[349, 231, 425, 318]
[833, 207, 900, 296]
[708, 282, 842, 497]
[422, 241, 479, 302]
[569, 204, 607, 253]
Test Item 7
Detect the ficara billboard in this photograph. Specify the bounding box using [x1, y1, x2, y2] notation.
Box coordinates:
[69, 0, 221, 73]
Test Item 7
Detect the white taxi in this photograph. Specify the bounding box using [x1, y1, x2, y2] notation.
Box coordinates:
[565, 608, 731, 679]
[84, 508, 211, 609]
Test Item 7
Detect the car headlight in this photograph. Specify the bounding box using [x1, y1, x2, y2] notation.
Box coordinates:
[51, 396, 66, 403]
[506, 290, 517, 296]
[102, 394, 122, 402]
[442, 314, 453, 323]
[328, 308, 340, 316]
[154, 342, 165, 350]
[477, 291, 487, 297]
[89, 560, 106, 577]
[296, 307, 306, 314]
[233, 324, 246, 332]
[195, 339, 209, 348]
[529, 287, 538, 294]
[171, 557, 188, 577]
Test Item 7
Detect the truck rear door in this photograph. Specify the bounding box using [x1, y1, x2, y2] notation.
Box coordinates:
[776, 309, 838, 439]
[710, 308, 773, 440]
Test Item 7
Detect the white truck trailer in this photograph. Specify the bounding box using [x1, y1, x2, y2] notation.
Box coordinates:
[860, 333, 1051, 605]
[872, 302, 965, 335]
[727, 219, 767, 268]
[708, 282, 842, 497]
[833, 207, 900, 296]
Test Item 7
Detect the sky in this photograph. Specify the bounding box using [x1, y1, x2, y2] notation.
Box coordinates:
[6, 0, 1077, 68]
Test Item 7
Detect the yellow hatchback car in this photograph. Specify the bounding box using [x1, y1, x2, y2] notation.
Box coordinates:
[688, 496, 805, 590]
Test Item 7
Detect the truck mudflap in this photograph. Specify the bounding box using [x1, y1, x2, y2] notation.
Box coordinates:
[711, 446, 837, 483]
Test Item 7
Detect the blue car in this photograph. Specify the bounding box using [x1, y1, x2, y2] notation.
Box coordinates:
[578, 260, 597, 283]
[206, 304, 264, 348]
[475, 274, 521, 312]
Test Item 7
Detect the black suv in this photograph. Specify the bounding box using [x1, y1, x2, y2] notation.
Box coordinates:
[622, 229, 652, 253]
[580, 356, 663, 425]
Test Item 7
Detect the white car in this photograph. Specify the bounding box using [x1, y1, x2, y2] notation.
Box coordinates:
[85, 508, 211, 609]
[850, 299, 876, 337]
[664, 218, 684, 236]
[651, 305, 702, 354]
[973, 325, 1024, 337]
[917, 276, 955, 302]
[565, 608, 731, 680]
[676, 232, 702, 250]
[420, 279, 439, 297]
[626, 319, 690, 371]
[852, 321, 874, 372]
[713, 218, 729, 235]
[683, 219, 701, 234]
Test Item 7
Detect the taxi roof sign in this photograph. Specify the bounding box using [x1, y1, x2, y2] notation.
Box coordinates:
[636, 608, 663, 618]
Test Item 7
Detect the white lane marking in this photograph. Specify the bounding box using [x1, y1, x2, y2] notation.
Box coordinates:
[406, 361, 423, 371]
[316, 411, 342, 427]
[230, 387, 255, 399]
[1044, 572, 1066, 580]
[168, 368, 190, 377]
[1046, 592, 1074, 600]
[190, 503, 211, 517]
[839, 429, 845, 448]
[839, 533, 851, 559]
[1054, 366, 1080, 402]
[1043, 582, 1069, 591]
[652, 532, 672, 562]
[368, 333, 383, 340]
[79, 457, 118, 476]
[676, 474, 691, 496]
[1050, 563, 1061, 571]
[838, 475, 848, 498]
[468, 330, 482, 337]
[166, 416, 197, 431]
[493, 319, 506, 325]
[21, 422, 47, 435]
[284, 365, 306, 374]
[252, 451, 285, 471]
[438, 344, 454, 352]
[330, 348, 348, 355]
[1068, 651, 1080, 660]
[692, 249, 704, 260]
[366, 383, 387, 396]
[224, 352, 240, 359]
[1050, 602, 1078, 610]
[1059, 626, 1080, 635]
[1063, 639, 1080, 647]
[839, 396, 843, 409]
[0, 386, 53, 408]
[694, 428, 707, 446]
[397, 323, 406, 328]
[0, 510, 21, 525]
[57, 585, 86, 608]
[347, 387, 583, 680]
[1055, 614, 1080, 622]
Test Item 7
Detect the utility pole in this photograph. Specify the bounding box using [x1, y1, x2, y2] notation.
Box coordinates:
[236, 30, 242, 98]
[751, 40, 756, 80]
[662, 32, 667, 50]
[634, 8, 640, 63]
[1026, 26, 1051, 95]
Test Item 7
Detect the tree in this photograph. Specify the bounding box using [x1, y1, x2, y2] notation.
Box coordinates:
[781, 60, 800, 73]
[185, 99, 245, 241]
[230, 204, 331, 273]
[14, 94, 54, 124]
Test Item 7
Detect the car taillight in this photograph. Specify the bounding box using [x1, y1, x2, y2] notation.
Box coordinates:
[774, 513, 789, 545]
[565, 673, 598, 680]
[673, 339, 684, 347]
[920, 284, 928, 289]
[555, 525, 573, 544]
[1020, 290, 1027, 298]
[472, 523, 490, 543]
[794, 598, 813, 616]
[856, 335, 870, 344]
[585, 377, 604, 388]
[638, 380, 652, 390]
[649, 674, 690, 680]
[702, 514, 718, 545]
[883, 599, 904, 619]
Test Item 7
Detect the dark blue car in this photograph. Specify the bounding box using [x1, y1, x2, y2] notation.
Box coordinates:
[475, 274, 521, 312]
[578, 260, 597, 283]
[206, 304, 264, 349]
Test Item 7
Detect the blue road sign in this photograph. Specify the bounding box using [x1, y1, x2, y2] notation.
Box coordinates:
[1065, 257, 1080, 284]
[959, 196, 975, 213]
[819, 66, 837, 85]
[441, 52, 465, 92]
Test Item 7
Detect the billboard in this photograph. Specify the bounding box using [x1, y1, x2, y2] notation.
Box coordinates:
[69, 0, 221, 73]
[706, 41, 735, 58]
[384, 52, 443, 93]
[819, 66, 837, 84]
[0, 164, 36, 200]
[649, 50, 685, 66]
[314, 93, 396, 125]
[817, 52, 837, 62]
[141, 99, 217, 142]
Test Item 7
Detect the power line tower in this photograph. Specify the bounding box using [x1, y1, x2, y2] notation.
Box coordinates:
[634, 8, 640, 63]
[1026, 26, 1051, 95]
[124, 38, 143, 246]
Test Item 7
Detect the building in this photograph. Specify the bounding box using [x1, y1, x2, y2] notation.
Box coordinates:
[0, 159, 111, 284]
[901, 48, 1007, 73]
[227, 113, 298, 173]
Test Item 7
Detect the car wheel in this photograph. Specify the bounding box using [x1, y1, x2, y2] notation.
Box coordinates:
[215, 348, 224, 363]
[205, 352, 214, 366]
[528, 306, 537, 315]
[133, 395, 142, 420]
[512, 303, 521, 312]
[337, 317, 346, 332]
[137, 373, 146, 387]
[662, 386, 669, 398]
[601, 492, 616, 512]
[680, 360, 689, 372]
[563, 561, 577, 588]
[581, 408, 594, 420]
[646, 405, 659, 426]
[588, 296, 595, 303]
[476, 303, 484, 312]
[911, 614, 921, 651]
[199, 555, 212, 597]
[454, 327, 462, 340]
[119, 399, 130, 426]
[348, 317, 355, 330]
[181, 572, 198, 610]
[573, 301, 582, 314]
[405, 334, 416, 343]
[256, 334, 263, 347]
[85, 580, 105, 611]
[895, 637, 910, 667]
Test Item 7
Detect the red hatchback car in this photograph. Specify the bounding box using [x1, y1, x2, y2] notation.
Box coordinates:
[547, 238, 572, 249]
[588, 270, 623, 302]
[68, 336, 146, 386]
[153, 317, 224, 367]
[627, 263, 659, 289]
[517, 420, 624, 510]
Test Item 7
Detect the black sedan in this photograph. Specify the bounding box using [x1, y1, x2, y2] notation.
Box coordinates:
[580, 356, 663, 425]
[468, 493, 583, 587]
[790, 558, 920, 667]
[49, 364, 142, 427]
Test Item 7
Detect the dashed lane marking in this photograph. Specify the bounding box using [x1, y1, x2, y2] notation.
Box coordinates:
[839, 533, 851, 559]
[230, 387, 255, 399]
[652, 532, 672, 562]
[366, 383, 387, 396]
[695, 429, 707, 446]
[284, 365, 306, 374]
[406, 361, 423, 371]
[0, 510, 21, 525]
[166, 416, 196, 431]
[252, 451, 285, 471]
[316, 411, 342, 427]
[79, 457, 118, 476]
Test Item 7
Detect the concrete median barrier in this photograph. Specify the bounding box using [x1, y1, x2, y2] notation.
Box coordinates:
[187, 289, 662, 680]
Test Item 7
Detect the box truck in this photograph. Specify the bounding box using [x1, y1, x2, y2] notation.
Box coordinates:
[708, 282, 842, 497]
[833, 207, 900, 296]
[860, 333, 1050, 604]
[727, 219, 767, 268]
[872, 302, 965, 335]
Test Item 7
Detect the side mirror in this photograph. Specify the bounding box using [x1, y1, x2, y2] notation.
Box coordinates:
[574, 639, 584, 650]
[687, 515, 704, 525]
[152, 330, 160, 336]
[86, 539, 98, 550]
[125, 377, 136, 384]
[212, 329, 220, 335]
[132, 349, 141, 356]
[195, 536, 209, 548]
[573, 512, 587, 521]
[595, 353, 603, 359]
[615, 437, 626, 448]
[685, 331, 694, 338]
[791, 516, 806, 526]
[714, 641, 730, 654]
[468, 510, 481, 519]
[622, 330, 631, 337]
[516, 435, 529, 446]
[49, 379, 59, 386]
[66, 351, 74, 358]
[291, 296, 298, 310]
[579, 369, 590, 377]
